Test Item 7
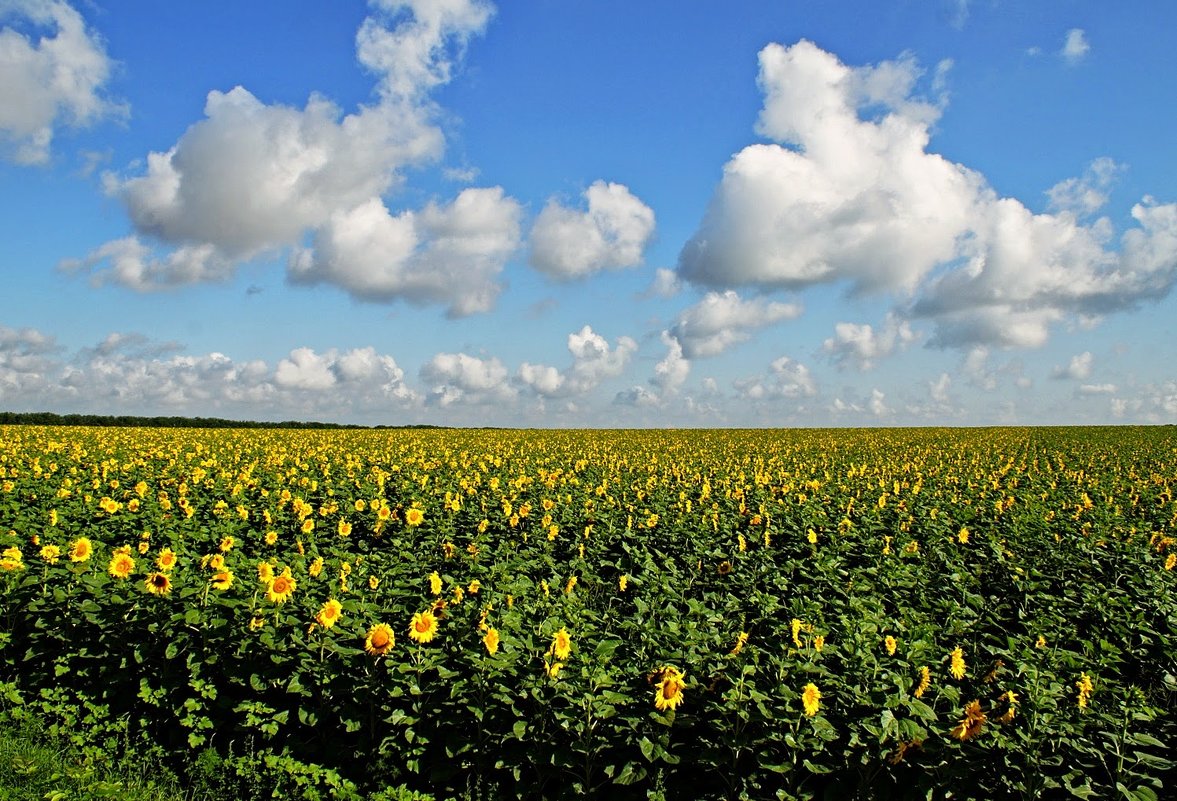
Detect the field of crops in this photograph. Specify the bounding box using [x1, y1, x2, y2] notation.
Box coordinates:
[1, 425, 1175, 800]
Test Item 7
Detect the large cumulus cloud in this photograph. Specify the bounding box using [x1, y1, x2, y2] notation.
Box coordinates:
[678, 40, 1177, 351]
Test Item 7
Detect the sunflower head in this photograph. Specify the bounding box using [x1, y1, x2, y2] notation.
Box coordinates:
[801, 683, 822, 717]
[551, 627, 572, 660]
[145, 572, 171, 596]
[654, 667, 686, 712]
[266, 571, 297, 604]
[483, 626, 500, 656]
[316, 599, 343, 629]
[409, 609, 439, 644]
[365, 622, 395, 655]
[108, 552, 135, 580]
[69, 537, 93, 562]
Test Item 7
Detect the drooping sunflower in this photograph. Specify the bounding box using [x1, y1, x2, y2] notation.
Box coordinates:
[913, 666, 931, 698]
[429, 571, 443, 595]
[219, 536, 234, 553]
[949, 700, 986, 741]
[308, 557, 324, 578]
[315, 599, 343, 630]
[1, 547, 23, 571]
[157, 548, 177, 572]
[949, 646, 967, 680]
[40, 544, 61, 564]
[144, 571, 171, 596]
[210, 570, 234, 591]
[483, 626, 500, 656]
[69, 537, 93, 562]
[654, 666, 686, 712]
[365, 622, 395, 656]
[257, 561, 274, 582]
[552, 627, 572, 660]
[267, 570, 297, 604]
[801, 683, 822, 717]
[409, 609, 439, 644]
[108, 552, 135, 580]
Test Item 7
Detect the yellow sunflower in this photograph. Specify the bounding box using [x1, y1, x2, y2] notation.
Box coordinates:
[429, 571, 442, 595]
[913, 666, 931, 698]
[266, 570, 297, 604]
[315, 599, 343, 630]
[144, 572, 171, 596]
[210, 570, 234, 591]
[405, 508, 424, 527]
[654, 666, 686, 712]
[365, 622, 395, 655]
[949, 646, 967, 680]
[40, 544, 61, 564]
[949, 700, 986, 741]
[802, 683, 822, 717]
[69, 537, 93, 562]
[108, 552, 135, 580]
[483, 626, 500, 656]
[552, 627, 572, 660]
[157, 548, 177, 572]
[408, 609, 439, 644]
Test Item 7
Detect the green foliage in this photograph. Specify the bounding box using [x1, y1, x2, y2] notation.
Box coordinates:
[0, 425, 1175, 799]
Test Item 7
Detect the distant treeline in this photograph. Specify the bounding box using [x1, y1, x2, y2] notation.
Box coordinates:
[0, 411, 446, 430]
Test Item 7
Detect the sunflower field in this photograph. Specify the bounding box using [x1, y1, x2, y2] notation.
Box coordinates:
[1, 424, 1175, 800]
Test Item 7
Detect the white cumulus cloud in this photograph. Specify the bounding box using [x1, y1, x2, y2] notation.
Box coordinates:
[529, 181, 656, 279]
[1046, 157, 1123, 217]
[823, 313, 918, 370]
[734, 356, 817, 400]
[1061, 28, 1090, 65]
[0, 0, 122, 165]
[669, 290, 802, 359]
[288, 187, 522, 317]
[517, 325, 637, 398]
[420, 352, 514, 407]
[1051, 351, 1093, 380]
[678, 40, 1177, 352]
[72, 0, 515, 315]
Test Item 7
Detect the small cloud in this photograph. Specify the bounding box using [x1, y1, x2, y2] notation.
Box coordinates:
[1051, 351, 1093, 380]
[245, 284, 264, 296]
[644, 267, 682, 299]
[443, 165, 479, 183]
[1078, 383, 1116, 395]
[669, 290, 802, 359]
[1046, 157, 1124, 217]
[1061, 28, 1090, 65]
[525, 297, 557, 319]
[529, 181, 656, 280]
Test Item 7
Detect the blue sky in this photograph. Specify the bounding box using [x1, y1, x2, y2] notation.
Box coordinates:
[2, 0, 1176, 426]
